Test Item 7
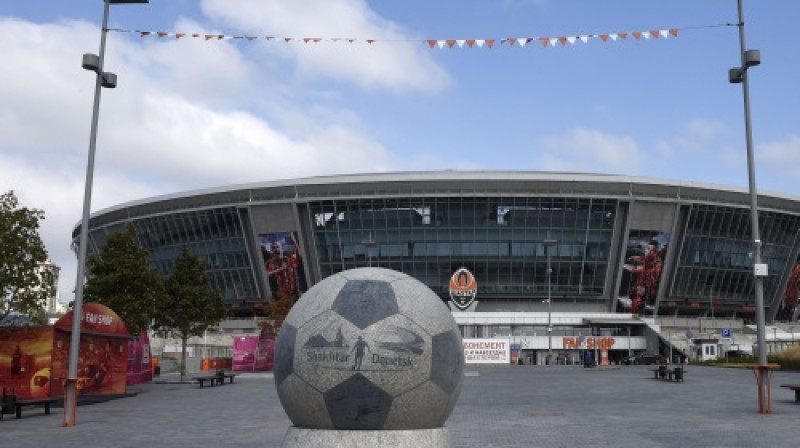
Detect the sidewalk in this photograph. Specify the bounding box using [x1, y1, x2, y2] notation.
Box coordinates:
[1, 366, 798, 447]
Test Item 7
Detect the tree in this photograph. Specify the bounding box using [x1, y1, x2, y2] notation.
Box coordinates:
[258, 290, 296, 338]
[0, 191, 55, 323]
[153, 245, 227, 381]
[84, 225, 165, 335]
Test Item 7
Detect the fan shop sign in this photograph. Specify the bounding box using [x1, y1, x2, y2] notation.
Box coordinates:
[463, 338, 510, 364]
[562, 337, 617, 350]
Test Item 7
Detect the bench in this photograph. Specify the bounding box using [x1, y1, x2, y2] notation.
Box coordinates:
[192, 373, 238, 388]
[1, 398, 58, 420]
[649, 365, 686, 382]
[780, 384, 800, 402]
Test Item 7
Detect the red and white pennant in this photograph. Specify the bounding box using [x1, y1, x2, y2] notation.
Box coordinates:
[112, 27, 680, 48]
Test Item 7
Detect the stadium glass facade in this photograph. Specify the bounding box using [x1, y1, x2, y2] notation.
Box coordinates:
[72, 172, 800, 323]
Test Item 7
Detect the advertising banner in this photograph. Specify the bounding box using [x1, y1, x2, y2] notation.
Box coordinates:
[258, 231, 307, 298]
[463, 338, 510, 364]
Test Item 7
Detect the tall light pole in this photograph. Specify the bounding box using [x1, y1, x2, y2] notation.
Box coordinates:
[64, 0, 149, 427]
[728, 0, 769, 414]
[543, 238, 557, 365]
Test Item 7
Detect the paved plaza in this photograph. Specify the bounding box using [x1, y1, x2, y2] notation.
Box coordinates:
[2, 364, 799, 447]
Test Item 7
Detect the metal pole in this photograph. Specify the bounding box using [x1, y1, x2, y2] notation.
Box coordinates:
[547, 247, 552, 364]
[64, 0, 112, 427]
[735, 0, 770, 413]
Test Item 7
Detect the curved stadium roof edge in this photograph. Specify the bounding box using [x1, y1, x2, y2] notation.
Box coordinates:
[77, 170, 800, 233]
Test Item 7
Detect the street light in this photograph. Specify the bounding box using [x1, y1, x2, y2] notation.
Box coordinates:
[728, 0, 769, 414]
[543, 238, 557, 365]
[65, 0, 149, 428]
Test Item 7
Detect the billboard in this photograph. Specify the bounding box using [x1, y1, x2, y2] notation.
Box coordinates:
[232, 330, 275, 372]
[463, 338, 510, 364]
[617, 231, 669, 313]
[776, 256, 800, 321]
[258, 231, 307, 298]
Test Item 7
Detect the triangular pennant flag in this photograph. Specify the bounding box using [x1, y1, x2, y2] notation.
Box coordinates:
[233, 36, 243, 40]
[642, 31, 651, 39]
[507, 38, 517, 46]
[245, 36, 256, 41]
[366, 39, 376, 44]
[600, 34, 609, 42]
[650, 30, 660, 38]
[427, 40, 436, 48]
[669, 28, 679, 37]
[659, 30, 669, 38]
[303, 38, 313, 43]
[157, 32, 169, 38]
[176, 33, 185, 39]
[437, 40, 447, 48]
[549, 37, 558, 47]
[579, 35, 589, 44]
[476, 39, 485, 48]
[632, 31, 642, 39]
[347, 39, 356, 43]
[486, 39, 495, 48]
[217, 35, 224, 40]
[609, 33, 618, 41]
[446, 39, 456, 48]
[619, 32, 628, 40]
[205, 34, 214, 40]
[520, 37, 532, 47]
[539, 38, 549, 47]
[456, 39, 466, 48]
[284, 38, 292, 42]
[191, 33, 200, 38]
[567, 36, 577, 45]
[466, 39, 475, 48]
[140, 31, 151, 37]
[558, 37, 568, 46]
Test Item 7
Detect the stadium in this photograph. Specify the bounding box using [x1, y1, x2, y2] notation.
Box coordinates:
[72, 171, 800, 365]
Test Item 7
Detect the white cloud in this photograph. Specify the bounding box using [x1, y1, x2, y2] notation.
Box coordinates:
[537, 128, 643, 174]
[198, 0, 451, 93]
[0, 12, 417, 304]
[759, 135, 800, 180]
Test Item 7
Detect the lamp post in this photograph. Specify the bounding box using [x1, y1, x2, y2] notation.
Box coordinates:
[728, 0, 769, 414]
[64, 0, 149, 427]
[543, 238, 557, 365]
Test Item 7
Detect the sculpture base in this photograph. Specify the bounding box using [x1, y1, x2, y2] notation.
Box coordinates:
[281, 426, 454, 448]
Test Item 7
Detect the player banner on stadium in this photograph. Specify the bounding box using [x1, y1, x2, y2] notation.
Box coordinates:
[463, 338, 511, 364]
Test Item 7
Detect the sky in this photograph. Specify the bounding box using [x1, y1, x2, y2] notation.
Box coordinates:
[2, 0, 798, 305]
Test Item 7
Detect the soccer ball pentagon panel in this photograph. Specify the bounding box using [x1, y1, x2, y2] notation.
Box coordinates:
[274, 267, 464, 430]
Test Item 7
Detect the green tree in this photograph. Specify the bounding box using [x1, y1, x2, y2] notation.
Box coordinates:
[153, 245, 227, 381]
[84, 225, 165, 335]
[1, 191, 55, 323]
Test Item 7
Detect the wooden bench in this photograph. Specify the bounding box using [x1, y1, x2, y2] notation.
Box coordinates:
[0, 398, 58, 420]
[781, 384, 800, 402]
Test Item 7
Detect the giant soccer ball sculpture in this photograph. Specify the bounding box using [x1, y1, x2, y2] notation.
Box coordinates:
[274, 267, 464, 438]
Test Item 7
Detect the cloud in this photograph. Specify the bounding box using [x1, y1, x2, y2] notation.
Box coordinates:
[0, 12, 420, 303]
[536, 128, 643, 174]
[198, 0, 451, 93]
[759, 135, 800, 182]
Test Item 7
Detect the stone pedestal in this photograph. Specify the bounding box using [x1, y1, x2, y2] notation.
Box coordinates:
[281, 426, 454, 448]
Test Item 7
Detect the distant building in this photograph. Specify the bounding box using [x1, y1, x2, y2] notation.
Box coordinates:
[71, 171, 800, 363]
[37, 259, 66, 319]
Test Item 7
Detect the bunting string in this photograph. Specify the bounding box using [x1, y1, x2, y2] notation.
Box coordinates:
[108, 23, 735, 49]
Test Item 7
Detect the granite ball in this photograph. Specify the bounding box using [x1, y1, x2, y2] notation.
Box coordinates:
[274, 267, 464, 430]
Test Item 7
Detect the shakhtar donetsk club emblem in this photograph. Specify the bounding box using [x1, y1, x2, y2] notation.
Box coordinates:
[449, 267, 477, 310]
